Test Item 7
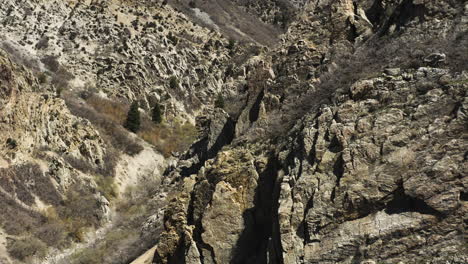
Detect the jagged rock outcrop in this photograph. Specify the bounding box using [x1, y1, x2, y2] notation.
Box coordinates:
[0, 0, 467, 263]
[154, 67, 467, 264]
[0, 48, 106, 183]
[274, 67, 467, 263]
[0, 0, 241, 120]
[151, 0, 467, 263]
[0, 48, 113, 264]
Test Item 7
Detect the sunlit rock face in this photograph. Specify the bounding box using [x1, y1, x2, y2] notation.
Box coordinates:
[0, 0, 466, 264]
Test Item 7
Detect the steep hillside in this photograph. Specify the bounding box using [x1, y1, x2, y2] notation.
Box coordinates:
[0, 0, 247, 119]
[151, 0, 468, 263]
[0, 0, 467, 263]
[166, 0, 287, 46]
[0, 0, 267, 263]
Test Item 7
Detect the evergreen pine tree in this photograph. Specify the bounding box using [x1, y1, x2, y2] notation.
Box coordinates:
[152, 103, 163, 124]
[214, 94, 225, 108]
[124, 101, 141, 133]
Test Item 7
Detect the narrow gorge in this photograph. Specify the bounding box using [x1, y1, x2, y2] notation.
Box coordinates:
[0, 0, 466, 264]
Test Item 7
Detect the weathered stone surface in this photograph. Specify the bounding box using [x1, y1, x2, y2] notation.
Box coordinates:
[152, 0, 467, 261]
[0, 0, 466, 263]
[201, 181, 244, 264]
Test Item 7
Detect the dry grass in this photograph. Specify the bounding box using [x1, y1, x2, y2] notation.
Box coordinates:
[7, 237, 48, 262]
[0, 163, 61, 206]
[68, 177, 165, 264]
[83, 93, 198, 157]
[65, 94, 143, 157]
[86, 94, 129, 124]
[138, 118, 198, 157]
[0, 165, 109, 262]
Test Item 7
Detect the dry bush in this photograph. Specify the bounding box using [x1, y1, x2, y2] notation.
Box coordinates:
[69, 177, 163, 264]
[86, 94, 128, 124]
[57, 186, 103, 242]
[64, 146, 119, 177]
[70, 229, 136, 264]
[0, 163, 61, 206]
[95, 174, 118, 200]
[40, 55, 75, 93]
[64, 95, 143, 156]
[41, 55, 60, 72]
[0, 168, 110, 261]
[62, 151, 118, 199]
[0, 192, 45, 236]
[33, 219, 68, 248]
[70, 248, 102, 264]
[7, 237, 48, 261]
[63, 155, 95, 174]
[139, 118, 198, 157]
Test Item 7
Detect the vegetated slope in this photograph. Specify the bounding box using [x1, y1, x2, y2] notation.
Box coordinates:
[0, 0, 272, 263]
[0, 0, 249, 120]
[166, 0, 286, 46]
[0, 0, 466, 263]
[151, 0, 467, 263]
[0, 48, 114, 264]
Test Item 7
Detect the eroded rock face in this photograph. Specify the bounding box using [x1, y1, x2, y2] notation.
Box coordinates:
[152, 0, 467, 263]
[275, 68, 467, 263]
[0, 0, 466, 263]
[0, 49, 106, 173]
[0, 0, 241, 120]
[155, 68, 467, 264]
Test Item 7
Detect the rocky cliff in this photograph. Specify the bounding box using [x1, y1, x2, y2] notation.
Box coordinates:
[0, 0, 467, 263]
[151, 0, 468, 263]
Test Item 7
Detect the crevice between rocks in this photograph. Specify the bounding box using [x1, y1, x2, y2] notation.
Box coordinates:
[180, 117, 236, 177]
[249, 88, 265, 123]
[384, 184, 442, 217]
[460, 191, 468, 202]
[231, 155, 282, 264]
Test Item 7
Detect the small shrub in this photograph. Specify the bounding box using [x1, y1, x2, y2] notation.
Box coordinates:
[169, 75, 179, 89]
[227, 39, 236, 50]
[167, 32, 179, 45]
[51, 67, 74, 92]
[124, 101, 141, 133]
[214, 94, 225, 108]
[35, 36, 49, 50]
[95, 174, 118, 200]
[34, 219, 68, 247]
[56, 85, 64, 97]
[41, 55, 60, 72]
[416, 81, 435, 94]
[38, 72, 48, 84]
[152, 103, 163, 124]
[7, 238, 48, 261]
[5, 138, 17, 149]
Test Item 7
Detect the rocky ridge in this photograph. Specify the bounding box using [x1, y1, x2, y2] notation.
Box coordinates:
[151, 0, 468, 263]
[0, 0, 466, 263]
[0, 0, 269, 263]
[0, 0, 247, 120]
